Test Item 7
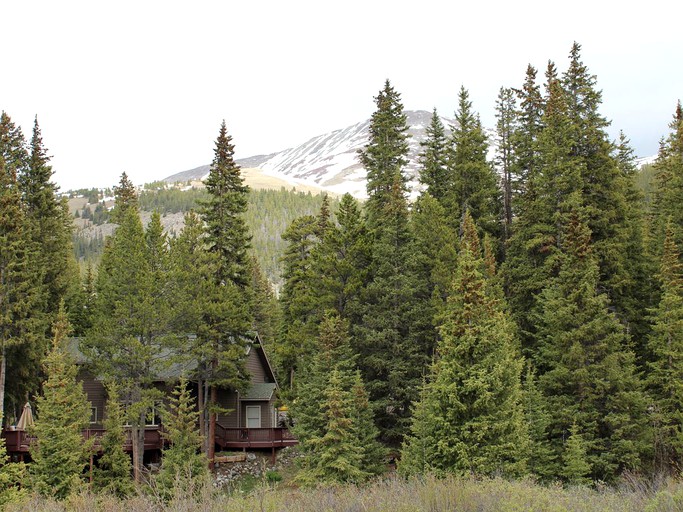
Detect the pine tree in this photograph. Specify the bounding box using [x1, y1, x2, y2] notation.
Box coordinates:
[534, 210, 648, 481]
[359, 79, 410, 229]
[446, 86, 502, 241]
[200, 120, 251, 287]
[93, 382, 133, 497]
[349, 370, 385, 476]
[511, 64, 543, 197]
[401, 212, 528, 477]
[0, 111, 28, 178]
[199, 121, 254, 467]
[298, 369, 368, 485]
[522, 364, 555, 481]
[83, 182, 172, 482]
[495, 87, 518, 241]
[156, 376, 209, 500]
[646, 221, 683, 470]
[355, 177, 426, 444]
[111, 172, 138, 223]
[0, 155, 40, 419]
[561, 423, 591, 485]
[277, 214, 321, 389]
[652, 101, 683, 248]
[31, 305, 92, 500]
[418, 108, 450, 202]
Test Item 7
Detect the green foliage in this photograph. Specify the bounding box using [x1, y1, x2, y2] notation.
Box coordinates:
[156, 376, 209, 500]
[401, 212, 528, 477]
[418, 108, 450, 202]
[446, 86, 502, 241]
[562, 424, 591, 485]
[534, 211, 649, 481]
[0, 417, 27, 507]
[292, 314, 383, 485]
[93, 382, 133, 498]
[31, 306, 92, 500]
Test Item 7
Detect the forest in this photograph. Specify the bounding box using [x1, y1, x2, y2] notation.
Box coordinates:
[1, 42, 683, 509]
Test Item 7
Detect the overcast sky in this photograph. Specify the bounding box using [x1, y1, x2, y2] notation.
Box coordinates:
[2, 0, 681, 191]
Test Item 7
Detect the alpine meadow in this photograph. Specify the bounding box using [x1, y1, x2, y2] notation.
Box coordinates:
[4, 42, 683, 511]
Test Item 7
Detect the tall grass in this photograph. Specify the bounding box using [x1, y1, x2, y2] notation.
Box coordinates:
[8, 473, 683, 512]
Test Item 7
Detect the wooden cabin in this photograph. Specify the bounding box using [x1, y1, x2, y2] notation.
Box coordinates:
[2, 333, 296, 462]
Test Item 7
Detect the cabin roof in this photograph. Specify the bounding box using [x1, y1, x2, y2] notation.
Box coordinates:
[242, 382, 277, 401]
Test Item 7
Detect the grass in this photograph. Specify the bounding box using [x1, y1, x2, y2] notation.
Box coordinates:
[8, 473, 683, 512]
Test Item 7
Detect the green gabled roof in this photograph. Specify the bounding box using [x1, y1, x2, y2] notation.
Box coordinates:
[241, 382, 276, 401]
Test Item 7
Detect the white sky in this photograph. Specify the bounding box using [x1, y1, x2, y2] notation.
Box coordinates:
[2, 0, 681, 191]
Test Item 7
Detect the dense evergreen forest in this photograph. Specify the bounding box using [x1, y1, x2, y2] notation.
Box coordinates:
[2, 42, 683, 506]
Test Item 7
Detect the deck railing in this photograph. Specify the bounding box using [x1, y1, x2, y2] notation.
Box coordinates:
[215, 425, 297, 448]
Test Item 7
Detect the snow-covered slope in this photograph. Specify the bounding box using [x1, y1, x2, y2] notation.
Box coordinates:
[164, 110, 455, 198]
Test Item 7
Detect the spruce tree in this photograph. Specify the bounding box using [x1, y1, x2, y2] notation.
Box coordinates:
[561, 424, 591, 485]
[359, 79, 410, 229]
[83, 180, 171, 482]
[534, 210, 648, 481]
[93, 383, 134, 497]
[401, 212, 528, 477]
[156, 376, 209, 500]
[446, 86, 502, 241]
[31, 305, 92, 500]
[522, 364, 555, 481]
[199, 121, 253, 467]
[495, 87, 518, 241]
[418, 108, 450, 202]
[0, 111, 28, 178]
[0, 155, 40, 419]
[111, 172, 138, 223]
[646, 221, 683, 470]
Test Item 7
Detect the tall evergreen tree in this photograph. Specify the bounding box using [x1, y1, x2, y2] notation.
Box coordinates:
[418, 108, 450, 202]
[93, 383, 134, 497]
[446, 86, 502, 241]
[0, 156, 40, 419]
[31, 305, 92, 500]
[83, 181, 172, 482]
[534, 210, 648, 481]
[156, 376, 209, 500]
[401, 212, 528, 477]
[359, 79, 410, 229]
[646, 221, 683, 471]
[0, 112, 28, 178]
[511, 65, 543, 198]
[198, 121, 253, 467]
[495, 87, 518, 241]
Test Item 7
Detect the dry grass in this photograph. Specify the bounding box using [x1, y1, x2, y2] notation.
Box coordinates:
[8, 473, 683, 512]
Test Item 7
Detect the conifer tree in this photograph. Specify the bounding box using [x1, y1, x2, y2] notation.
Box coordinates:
[511, 65, 543, 196]
[111, 172, 138, 223]
[349, 370, 385, 476]
[561, 424, 591, 485]
[418, 108, 450, 202]
[198, 121, 254, 467]
[359, 79, 410, 229]
[157, 376, 209, 500]
[534, 210, 648, 481]
[31, 305, 92, 500]
[277, 214, 320, 388]
[93, 383, 133, 497]
[84, 180, 171, 482]
[522, 364, 555, 480]
[495, 87, 518, 241]
[0, 155, 39, 419]
[646, 221, 683, 470]
[401, 212, 528, 477]
[355, 177, 426, 444]
[446, 86, 502, 241]
[652, 101, 683, 247]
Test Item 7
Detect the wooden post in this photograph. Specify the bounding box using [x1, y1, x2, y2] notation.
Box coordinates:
[271, 446, 276, 465]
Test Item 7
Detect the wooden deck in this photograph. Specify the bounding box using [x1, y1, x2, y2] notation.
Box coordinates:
[215, 426, 298, 449]
[2, 425, 297, 454]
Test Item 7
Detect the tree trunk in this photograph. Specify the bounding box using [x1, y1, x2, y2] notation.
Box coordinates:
[197, 377, 206, 454]
[208, 384, 217, 471]
[0, 344, 6, 421]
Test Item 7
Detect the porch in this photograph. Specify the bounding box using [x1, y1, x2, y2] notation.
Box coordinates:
[215, 425, 297, 449]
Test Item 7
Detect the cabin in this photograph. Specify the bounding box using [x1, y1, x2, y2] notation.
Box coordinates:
[2, 333, 296, 463]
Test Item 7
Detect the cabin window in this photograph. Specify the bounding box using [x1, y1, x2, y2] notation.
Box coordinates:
[246, 405, 261, 429]
[90, 406, 98, 424]
[146, 402, 162, 427]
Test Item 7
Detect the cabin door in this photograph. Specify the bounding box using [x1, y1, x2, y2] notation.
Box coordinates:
[246, 406, 261, 429]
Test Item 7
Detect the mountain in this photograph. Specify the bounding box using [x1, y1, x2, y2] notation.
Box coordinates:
[164, 110, 458, 198]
